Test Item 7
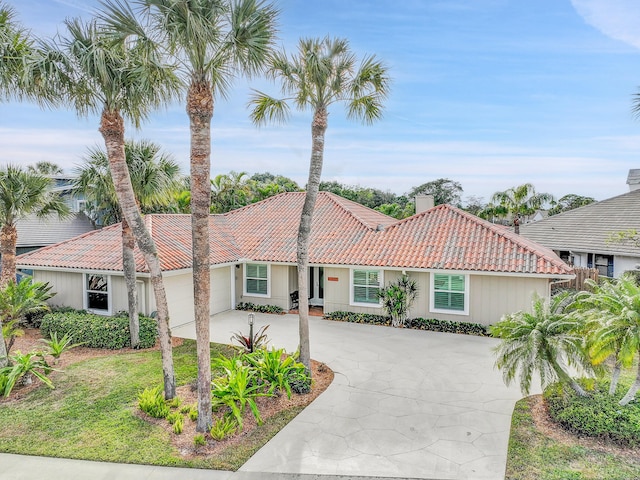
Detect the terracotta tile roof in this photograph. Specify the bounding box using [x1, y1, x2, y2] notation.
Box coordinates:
[17, 192, 571, 276]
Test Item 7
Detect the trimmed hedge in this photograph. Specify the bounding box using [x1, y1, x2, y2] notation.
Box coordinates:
[544, 379, 640, 447]
[236, 302, 284, 315]
[40, 310, 158, 349]
[323, 311, 490, 337]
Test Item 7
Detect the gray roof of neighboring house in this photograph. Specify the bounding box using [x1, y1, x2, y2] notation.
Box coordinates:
[627, 169, 640, 187]
[16, 212, 95, 248]
[519, 188, 640, 257]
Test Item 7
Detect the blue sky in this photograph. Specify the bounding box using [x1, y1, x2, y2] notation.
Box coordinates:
[3, 0, 640, 205]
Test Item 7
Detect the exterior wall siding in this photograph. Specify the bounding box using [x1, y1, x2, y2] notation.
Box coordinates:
[210, 266, 232, 315]
[237, 264, 291, 310]
[33, 270, 84, 310]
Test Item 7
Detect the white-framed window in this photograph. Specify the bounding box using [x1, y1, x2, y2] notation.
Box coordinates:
[350, 269, 383, 306]
[430, 273, 469, 315]
[244, 263, 270, 297]
[84, 273, 111, 314]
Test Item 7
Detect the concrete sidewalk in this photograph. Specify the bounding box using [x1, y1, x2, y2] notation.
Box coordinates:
[1, 312, 527, 480]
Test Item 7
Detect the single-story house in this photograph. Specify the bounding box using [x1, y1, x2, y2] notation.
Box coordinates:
[520, 186, 640, 278]
[17, 192, 573, 328]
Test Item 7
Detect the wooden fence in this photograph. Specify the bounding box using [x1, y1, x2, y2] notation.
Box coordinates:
[552, 267, 599, 292]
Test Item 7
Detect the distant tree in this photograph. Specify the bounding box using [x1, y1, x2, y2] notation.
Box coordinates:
[408, 178, 463, 207]
[250, 36, 390, 374]
[547, 194, 595, 216]
[462, 196, 487, 217]
[491, 183, 554, 233]
[250, 173, 301, 203]
[210, 171, 252, 213]
[375, 202, 414, 219]
[27, 162, 63, 175]
[318, 181, 396, 209]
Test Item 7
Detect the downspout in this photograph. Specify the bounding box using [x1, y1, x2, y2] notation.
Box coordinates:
[548, 278, 572, 297]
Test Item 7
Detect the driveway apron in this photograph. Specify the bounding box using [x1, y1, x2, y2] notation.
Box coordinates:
[174, 311, 527, 480]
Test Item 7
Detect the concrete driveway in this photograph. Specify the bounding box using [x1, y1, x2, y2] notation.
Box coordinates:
[174, 311, 526, 480]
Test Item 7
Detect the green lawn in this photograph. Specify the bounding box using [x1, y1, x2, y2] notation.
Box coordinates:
[0, 340, 303, 470]
[505, 396, 640, 480]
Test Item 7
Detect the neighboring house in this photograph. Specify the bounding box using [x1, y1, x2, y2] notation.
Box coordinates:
[17, 192, 572, 328]
[15, 174, 94, 257]
[520, 188, 640, 278]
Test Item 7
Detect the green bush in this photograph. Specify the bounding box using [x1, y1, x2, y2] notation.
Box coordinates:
[210, 414, 238, 441]
[236, 302, 284, 315]
[40, 310, 157, 349]
[172, 415, 184, 434]
[324, 311, 489, 337]
[193, 434, 206, 447]
[544, 379, 640, 447]
[137, 386, 170, 419]
[246, 348, 308, 398]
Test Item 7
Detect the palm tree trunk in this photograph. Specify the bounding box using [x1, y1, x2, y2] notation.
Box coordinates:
[554, 355, 588, 397]
[122, 217, 140, 348]
[609, 360, 621, 396]
[99, 108, 176, 399]
[0, 320, 8, 368]
[297, 107, 328, 375]
[187, 80, 213, 432]
[619, 352, 640, 406]
[0, 223, 17, 287]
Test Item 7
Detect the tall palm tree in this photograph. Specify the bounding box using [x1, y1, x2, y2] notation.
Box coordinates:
[124, 0, 278, 432]
[27, 162, 63, 175]
[210, 171, 252, 213]
[47, 6, 180, 399]
[250, 36, 390, 372]
[0, 165, 68, 367]
[491, 292, 591, 396]
[75, 140, 181, 348]
[490, 183, 554, 233]
[578, 275, 640, 405]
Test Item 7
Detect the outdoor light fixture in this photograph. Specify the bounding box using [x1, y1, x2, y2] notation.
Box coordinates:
[248, 313, 255, 326]
[248, 313, 255, 353]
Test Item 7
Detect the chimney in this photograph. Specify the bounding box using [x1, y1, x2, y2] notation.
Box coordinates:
[627, 169, 640, 191]
[415, 195, 434, 214]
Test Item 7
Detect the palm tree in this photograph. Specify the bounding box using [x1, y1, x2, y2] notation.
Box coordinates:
[129, 0, 278, 432]
[250, 36, 390, 372]
[0, 166, 67, 367]
[47, 6, 180, 399]
[578, 275, 640, 405]
[75, 140, 181, 348]
[490, 183, 554, 233]
[491, 292, 591, 396]
[210, 171, 252, 213]
[27, 162, 63, 175]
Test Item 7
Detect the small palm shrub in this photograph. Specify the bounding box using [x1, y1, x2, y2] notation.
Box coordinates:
[40, 332, 83, 362]
[210, 414, 239, 441]
[41, 310, 157, 349]
[138, 386, 170, 419]
[2, 320, 24, 356]
[246, 348, 308, 398]
[0, 351, 54, 397]
[211, 359, 266, 428]
[379, 275, 418, 327]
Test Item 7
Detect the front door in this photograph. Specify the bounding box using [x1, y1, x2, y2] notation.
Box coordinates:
[309, 266, 324, 306]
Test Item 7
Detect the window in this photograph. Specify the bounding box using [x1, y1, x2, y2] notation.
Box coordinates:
[431, 273, 468, 315]
[85, 274, 110, 313]
[244, 263, 269, 297]
[351, 269, 382, 305]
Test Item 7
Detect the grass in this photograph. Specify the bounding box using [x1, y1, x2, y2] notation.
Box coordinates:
[0, 340, 305, 470]
[505, 397, 640, 480]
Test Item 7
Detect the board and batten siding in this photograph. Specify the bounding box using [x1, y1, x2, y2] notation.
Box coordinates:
[32, 270, 84, 310]
[323, 267, 549, 326]
[236, 264, 291, 311]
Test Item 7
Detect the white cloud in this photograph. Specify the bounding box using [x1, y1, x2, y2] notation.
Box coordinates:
[571, 0, 640, 49]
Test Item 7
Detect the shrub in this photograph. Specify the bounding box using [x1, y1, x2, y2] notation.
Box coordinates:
[166, 412, 182, 425]
[288, 370, 311, 394]
[167, 397, 182, 409]
[193, 434, 206, 447]
[230, 324, 270, 353]
[138, 386, 170, 419]
[188, 406, 198, 421]
[40, 332, 83, 361]
[210, 414, 239, 441]
[544, 379, 640, 447]
[236, 302, 284, 315]
[246, 348, 308, 398]
[168, 413, 184, 434]
[41, 310, 157, 349]
[0, 351, 54, 397]
[324, 311, 489, 337]
[379, 275, 418, 327]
